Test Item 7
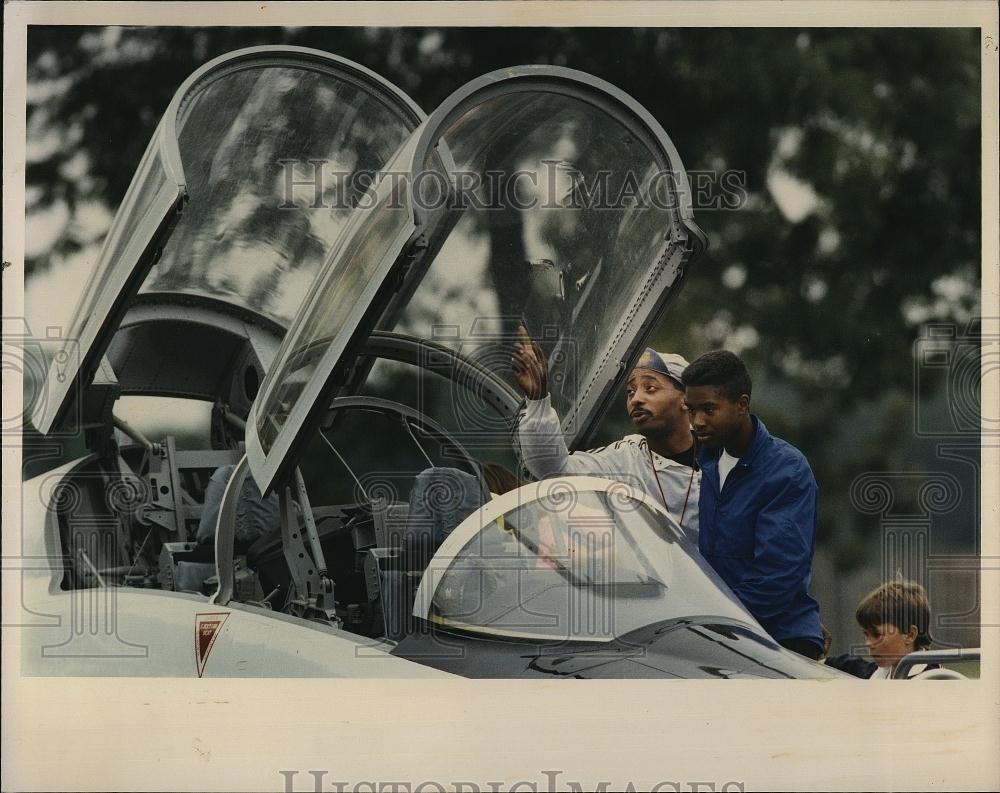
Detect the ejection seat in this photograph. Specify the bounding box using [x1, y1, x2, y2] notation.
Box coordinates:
[369, 467, 489, 641]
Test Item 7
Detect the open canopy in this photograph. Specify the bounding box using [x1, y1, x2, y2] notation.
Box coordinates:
[34, 46, 424, 434]
[246, 65, 706, 495]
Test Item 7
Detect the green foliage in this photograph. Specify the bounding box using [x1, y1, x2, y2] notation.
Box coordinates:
[24, 27, 981, 568]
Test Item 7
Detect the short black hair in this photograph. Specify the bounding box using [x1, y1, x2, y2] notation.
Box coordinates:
[681, 350, 752, 402]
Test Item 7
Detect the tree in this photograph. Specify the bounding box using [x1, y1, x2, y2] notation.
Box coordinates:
[24, 26, 982, 571]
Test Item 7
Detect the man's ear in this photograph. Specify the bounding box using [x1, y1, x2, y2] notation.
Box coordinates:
[737, 394, 751, 415]
[905, 625, 919, 648]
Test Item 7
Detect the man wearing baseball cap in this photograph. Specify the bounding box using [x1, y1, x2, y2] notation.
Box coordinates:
[512, 326, 699, 535]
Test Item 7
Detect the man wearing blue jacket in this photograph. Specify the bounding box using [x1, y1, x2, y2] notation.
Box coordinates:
[681, 350, 823, 659]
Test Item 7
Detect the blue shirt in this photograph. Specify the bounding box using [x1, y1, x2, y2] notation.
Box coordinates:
[697, 416, 822, 648]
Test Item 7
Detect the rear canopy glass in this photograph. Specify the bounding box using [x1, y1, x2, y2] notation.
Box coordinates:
[252, 152, 415, 454]
[33, 137, 181, 434]
[141, 63, 418, 328]
[34, 48, 423, 435]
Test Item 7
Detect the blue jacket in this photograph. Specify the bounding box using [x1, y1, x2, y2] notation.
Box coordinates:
[697, 416, 822, 648]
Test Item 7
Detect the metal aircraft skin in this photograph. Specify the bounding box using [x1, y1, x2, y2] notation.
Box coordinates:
[19, 45, 858, 679]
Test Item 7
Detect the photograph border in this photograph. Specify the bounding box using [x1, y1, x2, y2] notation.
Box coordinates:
[3, 2, 998, 791]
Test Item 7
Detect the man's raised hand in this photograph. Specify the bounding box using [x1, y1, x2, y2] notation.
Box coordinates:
[511, 325, 549, 400]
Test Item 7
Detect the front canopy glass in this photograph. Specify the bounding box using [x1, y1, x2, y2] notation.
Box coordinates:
[386, 89, 680, 423]
[247, 67, 704, 494]
[414, 479, 751, 642]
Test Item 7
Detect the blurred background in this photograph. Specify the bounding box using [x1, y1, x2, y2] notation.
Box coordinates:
[21, 26, 984, 655]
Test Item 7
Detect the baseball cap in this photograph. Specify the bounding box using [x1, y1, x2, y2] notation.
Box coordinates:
[632, 348, 690, 388]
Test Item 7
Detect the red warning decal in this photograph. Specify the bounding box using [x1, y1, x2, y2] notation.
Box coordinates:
[195, 612, 230, 678]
